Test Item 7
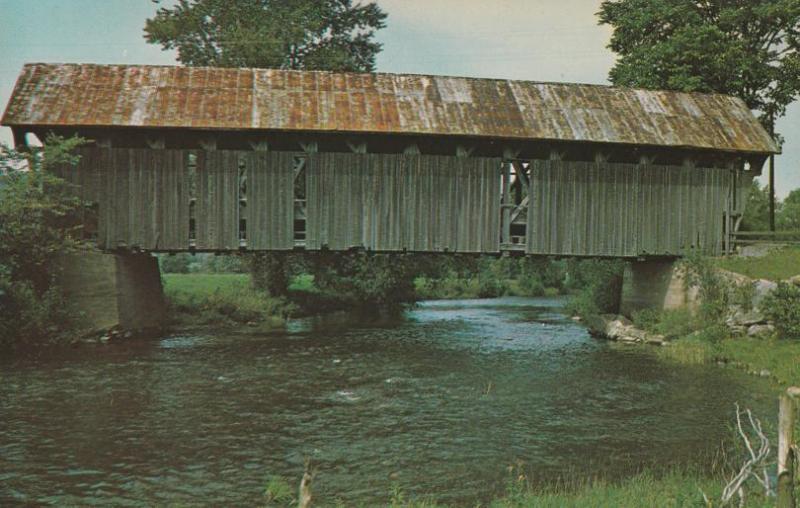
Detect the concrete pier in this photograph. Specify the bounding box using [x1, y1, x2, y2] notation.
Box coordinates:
[620, 260, 698, 317]
[55, 250, 166, 335]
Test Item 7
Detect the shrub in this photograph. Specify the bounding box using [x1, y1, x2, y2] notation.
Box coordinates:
[760, 282, 800, 339]
[564, 259, 625, 318]
[0, 135, 86, 347]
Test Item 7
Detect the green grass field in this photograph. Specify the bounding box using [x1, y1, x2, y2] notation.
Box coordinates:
[715, 246, 800, 281]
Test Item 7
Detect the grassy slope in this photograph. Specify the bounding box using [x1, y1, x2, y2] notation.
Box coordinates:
[668, 247, 800, 389]
[714, 246, 800, 281]
[162, 273, 289, 327]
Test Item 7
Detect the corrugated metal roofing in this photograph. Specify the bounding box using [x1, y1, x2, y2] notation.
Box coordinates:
[1, 63, 779, 154]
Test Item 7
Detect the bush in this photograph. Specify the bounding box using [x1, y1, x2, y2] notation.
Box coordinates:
[564, 259, 624, 318]
[760, 282, 800, 339]
[0, 135, 86, 347]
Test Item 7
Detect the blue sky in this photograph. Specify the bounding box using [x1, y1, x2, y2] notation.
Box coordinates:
[1, 0, 797, 196]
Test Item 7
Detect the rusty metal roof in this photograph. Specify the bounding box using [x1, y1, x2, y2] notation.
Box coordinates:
[1, 63, 778, 154]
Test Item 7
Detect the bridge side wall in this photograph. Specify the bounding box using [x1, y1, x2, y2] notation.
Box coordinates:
[527, 160, 733, 257]
[306, 153, 501, 252]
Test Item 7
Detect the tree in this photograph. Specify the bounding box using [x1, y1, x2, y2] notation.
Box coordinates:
[598, 0, 800, 125]
[0, 135, 86, 346]
[144, 0, 387, 71]
[777, 188, 800, 230]
[740, 180, 771, 231]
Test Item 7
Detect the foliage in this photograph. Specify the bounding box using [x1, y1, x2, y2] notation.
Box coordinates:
[162, 273, 291, 326]
[145, 0, 387, 71]
[598, 0, 800, 126]
[249, 252, 290, 296]
[760, 282, 800, 339]
[306, 252, 419, 307]
[714, 246, 800, 281]
[0, 136, 86, 347]
[412, 257, 565, 300]
[633, 307, 698, 340]
[564, 259, 624, 318]
[680, 252, 731, 323]
[739, 181, 771, 232]
[777, 188, 800, 230]
[159, 253, 191, 273]
[263, 475, 294, 505]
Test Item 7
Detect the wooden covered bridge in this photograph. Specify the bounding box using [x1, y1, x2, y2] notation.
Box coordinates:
[2, 63, 779, 258]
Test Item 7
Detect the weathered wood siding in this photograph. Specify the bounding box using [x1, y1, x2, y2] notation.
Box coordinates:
[306, 153, 501, 252]
[53, 145, 104, 203]
[244, 151, 295, 250]
[195, 150, 240, 250]
[527, 160, 733, 256]
[98, 148, 188, 250]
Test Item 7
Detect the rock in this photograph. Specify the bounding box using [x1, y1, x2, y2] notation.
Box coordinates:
[617, 335, 640, 343]
[747, 324, 775, 337]
[787, 274, 800, 286]
[645, 334, 667, 346]
[727, 308, 766, 327]
[759, 369, 772, 378]
[571, 316, 582, 322]
[752, 279, 778, 305]
[98, 335, 110, 343]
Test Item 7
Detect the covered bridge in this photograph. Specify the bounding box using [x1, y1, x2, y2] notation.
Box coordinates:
[1, 63, 779, 257]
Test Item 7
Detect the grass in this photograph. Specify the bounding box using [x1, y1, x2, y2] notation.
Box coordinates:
[715, 246, 800, 281]
[659, 334, 800, 387]
[162, 273, 291, 327]
[489, 469, 772, 508]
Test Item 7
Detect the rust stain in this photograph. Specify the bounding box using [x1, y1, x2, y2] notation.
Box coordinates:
[0, 63, 778, 154]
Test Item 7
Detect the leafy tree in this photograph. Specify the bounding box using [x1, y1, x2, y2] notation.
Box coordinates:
[144, 0, 387, 71]
[0, 135, 86, 346]
[777, 188, 800, 230]
[598, 0, 800, 124]
[739, 180, 771, 231]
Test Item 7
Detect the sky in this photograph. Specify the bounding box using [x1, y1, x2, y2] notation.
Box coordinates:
[0, 0, 797, 196]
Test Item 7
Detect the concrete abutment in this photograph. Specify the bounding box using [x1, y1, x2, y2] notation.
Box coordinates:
[55, 250, 166, 336]
[620, 259, 698, 317]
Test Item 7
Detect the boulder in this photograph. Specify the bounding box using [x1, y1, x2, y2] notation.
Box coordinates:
[747, 324, 775, 337]
[787, 274, 800, 286]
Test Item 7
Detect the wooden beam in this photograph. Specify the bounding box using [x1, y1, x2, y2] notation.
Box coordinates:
[403, 144, 420, 155]
[777, 389, 797, 508]
[548, 149, 565, 161]
[638, 154, 656, 165]
[346, 140, 367, 154]
[594, 151, 610, 163]
[146, 136, 165, 149]
[456, 145, 475, 158]
[503, 146, 521, 160]
[199, 137, 217, 151]
[299, 140, 318, 153]
[682, 157, 697, 168]
[96, 137, 113, 149]
[502, 161, 511, 244]
[512, 160, 530, 189]
[248, 140, 269, 151]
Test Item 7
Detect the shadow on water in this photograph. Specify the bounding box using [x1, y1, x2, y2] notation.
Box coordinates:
[0, 296, 778, 505]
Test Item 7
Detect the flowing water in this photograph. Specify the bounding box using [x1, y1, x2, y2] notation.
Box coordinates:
[0, 297, 778, 506]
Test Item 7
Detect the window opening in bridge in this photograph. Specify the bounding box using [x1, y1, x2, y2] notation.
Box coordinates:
[239, 156, 247, 247]
[188, 152, 197, 247]
[293, 155, 307, 246]
[501, 160, 530, 251]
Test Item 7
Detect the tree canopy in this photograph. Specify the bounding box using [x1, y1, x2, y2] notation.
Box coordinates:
[598, 0, 800, 126]
[144, 0, 387, 71]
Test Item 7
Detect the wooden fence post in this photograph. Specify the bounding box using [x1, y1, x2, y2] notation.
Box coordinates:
[778, 387, 799, 508]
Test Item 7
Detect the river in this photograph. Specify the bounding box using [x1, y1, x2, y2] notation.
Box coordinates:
[0, 297, 778, 506]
